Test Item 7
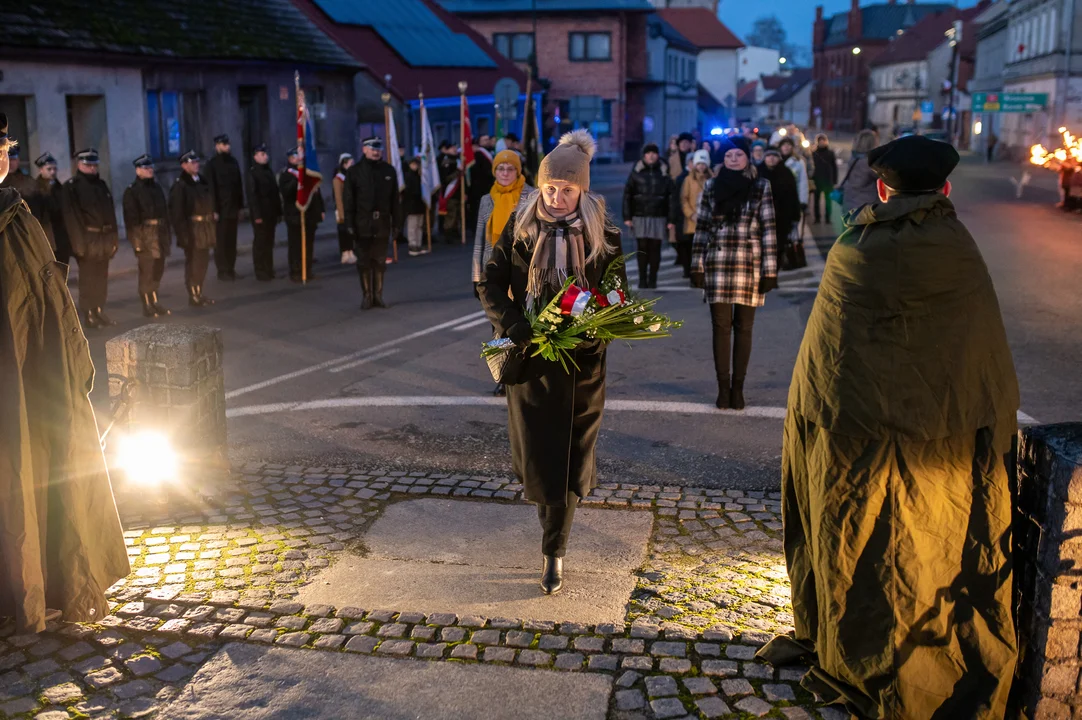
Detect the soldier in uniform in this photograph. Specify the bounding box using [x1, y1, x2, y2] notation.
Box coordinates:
[0, 142, 35, 198]
[168, 150, 215, 307]
[278, 147, 324, 282]
[121, 154, 171, 317]
[245, 143, 281, 281]
[343, 136, 401, 309]
[59, 148, 119, 328]
[27, 152, 71, 263]
[205, 134, 245, 280]
[438, 140, 460, 244]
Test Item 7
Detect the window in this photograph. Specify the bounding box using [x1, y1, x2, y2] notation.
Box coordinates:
[434, 122, 449, 146]
[475, 115, 490, 138]
[493, 32, 535, 62]
[558, 96, 613, 137]
[306, 86, 328, 148]
[146, 90, 201, 160]
[569, 32, 612, 62]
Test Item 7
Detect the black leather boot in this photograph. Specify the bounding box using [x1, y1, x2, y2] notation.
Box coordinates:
[196, 285, 215, 306]
[716, 374, 730, 410]
[360, 270, 373, 310]
[83, 308, 103, 330]
[141, 293, 157, 318]
[540, 555, 563, 595]
[372, 269, 387, 308]
[150, 291, 170, 316]
[94, 307, 117, 326]
[730, 379, 746, 411]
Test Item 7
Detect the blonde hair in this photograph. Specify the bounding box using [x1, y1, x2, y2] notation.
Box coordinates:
[852, 129, 878, 155]
[513, 188, 618, 265]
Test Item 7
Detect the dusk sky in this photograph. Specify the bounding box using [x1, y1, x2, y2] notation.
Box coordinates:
[718, 0, 976, 62]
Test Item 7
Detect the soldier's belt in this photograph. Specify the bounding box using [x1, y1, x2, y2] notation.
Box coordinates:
[144, 219, 162, 226]
[85, 226, 116, 233]
[190, 215, 212, 222]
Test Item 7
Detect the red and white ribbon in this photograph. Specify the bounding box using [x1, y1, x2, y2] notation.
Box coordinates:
[594, 288, 626, 308]
[559, 285, 593, 316]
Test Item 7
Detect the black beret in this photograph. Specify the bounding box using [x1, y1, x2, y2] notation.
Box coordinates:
[214, 134, 230, 145]
[35, 152, 57, 168]
[74, 148, 100, 164]
[868, 135, 959, 193]
[132, 153, 154, 168]
[179, 149, 201, 164]
[677, 132, 695, 143]
[642, 143, 660, 155]
[362, 136, 383, 149]
[252, 143, 268, 154]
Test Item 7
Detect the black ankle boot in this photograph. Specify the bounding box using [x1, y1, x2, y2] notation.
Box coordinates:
[541, 555, 563, 595]
[360, 270, 373, 310]
[141, 293, 157, 318]
[94, 307, 117, 326]
[83, 309, 103, 330]
[715, 375, 730, 409]
[730, 379, 746, 410]
[150, 291, 170, 316]
[373, 269, 387, 308]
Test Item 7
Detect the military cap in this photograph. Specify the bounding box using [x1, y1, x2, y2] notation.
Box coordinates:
[338, 152, 353, 165]
[214, 134, 230, 145]
[285, 146, 299, 159]
[179, 149, 201, 164]
[252, 142, 268, 154]
[7, 142, 19, 159]
[35, 152, 57, 168]
[74, 148, 100, 164]
[362, 136, 383, 149]
[132, 153, 154, 168]
[867, 135, 959, 193]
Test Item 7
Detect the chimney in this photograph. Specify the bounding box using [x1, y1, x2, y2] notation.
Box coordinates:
[848, 0, 863, 41]
[813, 6, 826, 48]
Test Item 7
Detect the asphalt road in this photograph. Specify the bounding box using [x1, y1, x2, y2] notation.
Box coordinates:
[83, 158, 1079, 491]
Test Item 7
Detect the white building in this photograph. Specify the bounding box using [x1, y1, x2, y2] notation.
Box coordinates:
[657, 8, 746, 125]
[970, 2, 1011, 153]
[1000, 0, 1082, 150]
[642, 14, 700, 146]
[763, 69, 813, 126]
[737, 46, 781, 85]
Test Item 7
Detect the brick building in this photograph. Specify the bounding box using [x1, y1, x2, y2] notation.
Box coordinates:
[437, 0, 654, 161]
[812, 0, 952, 133]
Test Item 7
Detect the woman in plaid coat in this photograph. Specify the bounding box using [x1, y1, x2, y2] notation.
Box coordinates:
[690, 135, 778, 410]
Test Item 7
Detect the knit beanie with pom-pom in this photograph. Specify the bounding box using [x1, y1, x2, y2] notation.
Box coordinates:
[537, 129, 595, 191]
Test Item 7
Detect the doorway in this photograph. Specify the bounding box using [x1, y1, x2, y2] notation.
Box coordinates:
[0, 95, 30, 178]
[239, 86, 270, 163]
[66, 95, 110, 186]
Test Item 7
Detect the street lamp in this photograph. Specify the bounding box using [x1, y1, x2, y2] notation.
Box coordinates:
[779, 57, 787, 65]
[852, 47, 862, 55]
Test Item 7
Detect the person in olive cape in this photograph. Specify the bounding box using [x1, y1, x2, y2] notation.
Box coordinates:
[758, 135, 1019, 720]
[0, 114, 130, 634]
[121, 154, 172, 317]
[168, 150, 216, 307]
[477, 129, 626, 596]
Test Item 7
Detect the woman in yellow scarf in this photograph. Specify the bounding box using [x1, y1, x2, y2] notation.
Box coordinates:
[472, 149, 533, 285]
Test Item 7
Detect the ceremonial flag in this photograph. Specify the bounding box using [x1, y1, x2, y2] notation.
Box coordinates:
[461, 95, 475, 184]
[295, 78, 322, 211]
[438, 177, 459, 215]
[522, 72, 541, 179]
[419, 96, 441, 207]
[386, 105, 405, 191]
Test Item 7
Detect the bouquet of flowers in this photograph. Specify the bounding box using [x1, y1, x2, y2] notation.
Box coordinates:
[481, 254, 683, 375]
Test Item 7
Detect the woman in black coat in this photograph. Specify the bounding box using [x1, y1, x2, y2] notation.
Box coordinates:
[622, 143, 674, 288]
[478, 129, 626, 596]
[758, 147, 801, 266]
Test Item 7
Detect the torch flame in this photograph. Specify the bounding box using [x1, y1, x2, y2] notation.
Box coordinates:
[1031, 127, 1082, 168]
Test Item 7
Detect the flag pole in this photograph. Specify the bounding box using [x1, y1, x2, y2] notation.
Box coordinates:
[296, 71, 307, 284]
[421, 89, 432, 255]
[383, 92, 398, 264]
[459, 81, 467, 246]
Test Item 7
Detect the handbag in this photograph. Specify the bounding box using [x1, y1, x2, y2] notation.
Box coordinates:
[483, 336, 529, 385]
[783, 219, 808, 270]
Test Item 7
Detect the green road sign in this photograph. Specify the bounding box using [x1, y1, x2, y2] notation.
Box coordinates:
[972, 92, 1049, 113]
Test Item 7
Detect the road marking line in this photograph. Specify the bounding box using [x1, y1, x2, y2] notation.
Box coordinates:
[224, 310, 487, 399]
[226, 395, 1043, 427]
[451, 316, 494, 332]
[328, 348, 402, 373]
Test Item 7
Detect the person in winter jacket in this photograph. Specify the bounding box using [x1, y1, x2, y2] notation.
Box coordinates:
[750, 140, 767, 168]
[59, 148, 119, 329]
[478, 129, 627, 597]
[0, 115, 130, 635]
[204, 134, 245, 280]
[473, 149, 533, 286]
[246, 143, 282, 281]
[278, 147, 325, 283]
[623, 143, 674, 289]
[668, 132, 694, 180]
[333, 154, 357, 265]
[121, 154, 171, 317]
[690, 135, 777, 411]
[759, 147, 801, 266]
[810, 134, 838, 224]
[778, 137, 809, 217]
[169, 150, 216, 307]
[838, 129, 880, 216]
[402, 157, 428, 256]
[678, 149, 712, 279]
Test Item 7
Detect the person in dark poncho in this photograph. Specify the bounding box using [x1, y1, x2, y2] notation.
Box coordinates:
[759, 135, 1019, 720]
[758, 147, 800, 266]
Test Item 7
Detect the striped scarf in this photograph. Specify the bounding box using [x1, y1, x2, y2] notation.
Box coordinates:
[526, 204, 587, 308]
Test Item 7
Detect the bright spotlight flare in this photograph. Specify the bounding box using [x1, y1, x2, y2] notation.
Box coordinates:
[115, 430, 179, 486]
[1030, 127, 1082, 168]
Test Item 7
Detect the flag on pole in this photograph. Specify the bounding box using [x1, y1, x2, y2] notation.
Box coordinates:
[386, 107, 405, 191]
[419, 97, 441, 207]
[438, 177, 459, 215]
[522, 90, 541, 179]
[295, 84, 322, 211]
[461, 95, 475, 184]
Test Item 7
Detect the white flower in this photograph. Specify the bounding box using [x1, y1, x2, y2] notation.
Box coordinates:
[634, 316, 644, 325]
[649, 323, 661, 332]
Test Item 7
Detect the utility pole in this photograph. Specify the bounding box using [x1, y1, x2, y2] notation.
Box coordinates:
[946, 20, 961, 143]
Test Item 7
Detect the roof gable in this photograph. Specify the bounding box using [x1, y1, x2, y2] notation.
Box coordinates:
[824, 2, 953, 46]
[313, 0, 495, 68]
[1, 0, 358, 67]
[868, 3, 989, 68]
[437, 0, 653, 12]
[762, 69, 812, 104]
[656, 8, 745, 50]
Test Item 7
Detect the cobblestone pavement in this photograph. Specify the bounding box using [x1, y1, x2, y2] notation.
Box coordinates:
[0, 466, 851, 720]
